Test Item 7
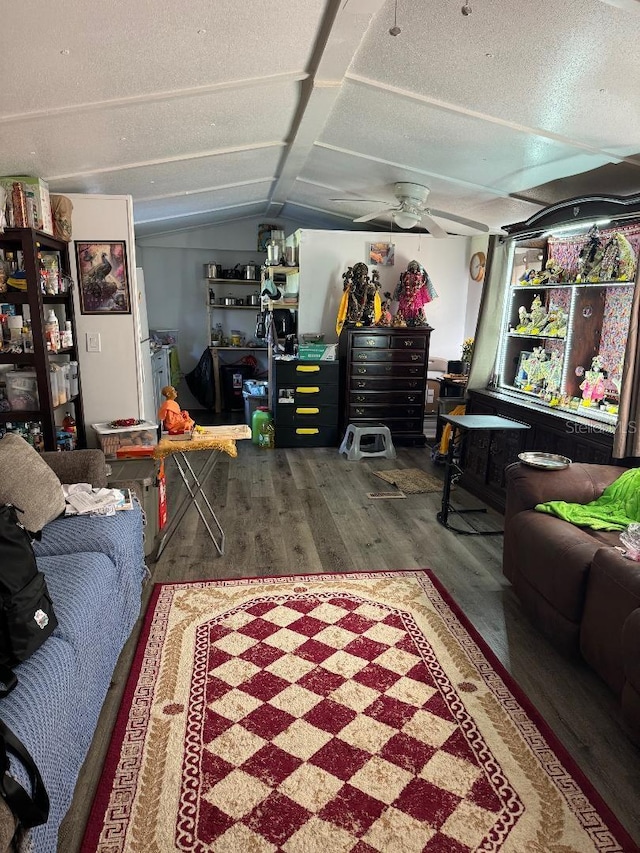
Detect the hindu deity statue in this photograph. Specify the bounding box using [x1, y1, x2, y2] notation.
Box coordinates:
[579, 355, 606, 406]
[393, 260, 438, 326]
[336, 262, 381, 334]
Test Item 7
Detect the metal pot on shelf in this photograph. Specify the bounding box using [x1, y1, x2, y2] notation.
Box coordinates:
[221, 296, 236, 306]
[206, 263, 221, 279]
[244, 263, 258, 280]
[246, 293, 261, 306]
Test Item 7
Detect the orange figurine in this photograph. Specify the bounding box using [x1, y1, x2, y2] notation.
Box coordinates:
[158, 385, 195, 434]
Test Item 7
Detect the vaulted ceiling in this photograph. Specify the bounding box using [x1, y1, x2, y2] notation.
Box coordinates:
[2, 0, 640, 238]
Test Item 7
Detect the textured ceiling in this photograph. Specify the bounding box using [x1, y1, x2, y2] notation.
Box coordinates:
[1, 0, 639, 238]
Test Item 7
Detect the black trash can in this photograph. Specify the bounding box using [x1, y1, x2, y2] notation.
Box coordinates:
[221, 364, 255, 411]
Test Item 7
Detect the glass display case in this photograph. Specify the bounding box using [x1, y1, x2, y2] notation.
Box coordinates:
[495, 202, 640, 429]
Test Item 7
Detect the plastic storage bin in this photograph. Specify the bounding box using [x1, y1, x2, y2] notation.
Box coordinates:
[5, 370, 39, 411]
[107, 458, 161, 557]
[242, 380, 268, 427]
[92, 421, 158, 459]
[221, 364, 254, 411]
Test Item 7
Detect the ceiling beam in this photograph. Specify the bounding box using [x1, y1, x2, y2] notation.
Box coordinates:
[267, 0, 387, 216]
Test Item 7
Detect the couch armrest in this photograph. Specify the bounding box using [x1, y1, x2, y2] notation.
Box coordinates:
[504, 462, 626, 524]
[40, 449, 108, 488]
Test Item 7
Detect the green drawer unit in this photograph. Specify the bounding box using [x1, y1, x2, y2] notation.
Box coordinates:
[273, 358, 340, 447]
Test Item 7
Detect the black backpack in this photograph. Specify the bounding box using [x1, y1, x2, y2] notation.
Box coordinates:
[0, 504, 58, 683]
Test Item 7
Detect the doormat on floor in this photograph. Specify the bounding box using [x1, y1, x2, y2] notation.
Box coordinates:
[82, 571, 637, 853]
[373, 467, 442, 494]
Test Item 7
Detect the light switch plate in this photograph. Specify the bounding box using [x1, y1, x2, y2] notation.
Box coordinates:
[86, 332, 101, 352]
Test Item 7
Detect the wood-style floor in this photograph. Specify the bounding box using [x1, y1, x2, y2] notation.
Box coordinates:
[59, 441, 640, 851]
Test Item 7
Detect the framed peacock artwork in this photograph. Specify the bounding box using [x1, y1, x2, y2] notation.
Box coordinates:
[75, 241, 130, 314]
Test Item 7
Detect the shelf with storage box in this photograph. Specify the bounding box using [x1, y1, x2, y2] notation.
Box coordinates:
[338, 326, 432, 446]
[0, 227, 85, 450]
[465, 195, 640, 509]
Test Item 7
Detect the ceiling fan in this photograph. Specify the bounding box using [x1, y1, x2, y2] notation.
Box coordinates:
[331, 182, 489, 238]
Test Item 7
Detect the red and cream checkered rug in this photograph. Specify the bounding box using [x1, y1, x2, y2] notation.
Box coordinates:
[82, 571, 637, 852]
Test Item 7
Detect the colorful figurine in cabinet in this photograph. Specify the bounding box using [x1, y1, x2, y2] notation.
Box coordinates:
[158, 385, 195, 434]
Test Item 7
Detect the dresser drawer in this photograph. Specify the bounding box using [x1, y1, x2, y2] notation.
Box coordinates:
[350, 390, 423, 405]
[352, 349, 425, 364]
[346, 415, 424, 435]
[347, 333, 389, 348]
[275, 404, 338, 426]
[349, 404, 423, 419]
[351, 362, 425, 377]
[350, 377, 424, 392]
[275, 360, 340, 383]
[275, 425, 339, 447]
[390, 335, 428, 350]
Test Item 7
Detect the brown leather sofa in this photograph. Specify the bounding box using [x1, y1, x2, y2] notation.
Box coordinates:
[503, 461, 640, 745]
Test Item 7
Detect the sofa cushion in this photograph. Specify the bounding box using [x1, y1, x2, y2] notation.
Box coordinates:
[507, 510, 620, 622]
[580, 548, 640, 695]
[0, 434, 65, 533]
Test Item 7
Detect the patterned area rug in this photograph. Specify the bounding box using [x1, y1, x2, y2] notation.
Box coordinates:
[82, 571, 637, 852]
[373, 468, 442, 494]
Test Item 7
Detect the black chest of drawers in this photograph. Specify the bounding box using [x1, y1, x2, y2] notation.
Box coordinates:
[338, 327, 432, 445]
[273, 359, 340, 447]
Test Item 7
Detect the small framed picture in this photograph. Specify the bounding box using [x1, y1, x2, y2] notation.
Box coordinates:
[75, 241, 130, 314]
[369, 242, 395, 266]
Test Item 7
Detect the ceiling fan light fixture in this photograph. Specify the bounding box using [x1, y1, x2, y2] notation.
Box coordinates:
[394, 210, 420, 229]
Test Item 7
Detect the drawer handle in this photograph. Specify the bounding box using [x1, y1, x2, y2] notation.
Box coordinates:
[409, 367, 419, 374]
[366, 338, 376, 346]
[296, 407, 319, 414]
[296, 428, 319, 435]
[296, 365, 320, 372]
[403, 340, 414, 347]
[407, 395, 416, 402]
[357, 352, 369, 360]
[409, 381, 418, 388]
[410, 355, 420, 361]
[385, 365, 392, 373]
[356, 395, 365, 402]
[356, 381, 366, 388]
[296, 386, 319, 393]
[355, 408, 365, 415]
[357, 367, 367, 374]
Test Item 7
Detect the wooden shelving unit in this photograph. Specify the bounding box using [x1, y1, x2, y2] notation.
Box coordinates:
[0, 228, 85, 450]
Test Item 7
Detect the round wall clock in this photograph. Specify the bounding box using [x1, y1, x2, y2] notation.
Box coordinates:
[469, 251, 486, 281]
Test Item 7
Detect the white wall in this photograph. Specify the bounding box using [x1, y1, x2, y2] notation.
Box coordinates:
[297, 229, 471, 363]
[66, 193, 141, 442]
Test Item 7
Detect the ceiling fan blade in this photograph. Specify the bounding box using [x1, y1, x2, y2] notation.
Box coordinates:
[330, 197, 390, 204]
[427, 208, 490, 233]
[420, 213, 449, 239]
[353, 206, 396, 224]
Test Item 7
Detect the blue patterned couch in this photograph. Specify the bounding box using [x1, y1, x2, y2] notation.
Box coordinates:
[0, 450, 147, 852]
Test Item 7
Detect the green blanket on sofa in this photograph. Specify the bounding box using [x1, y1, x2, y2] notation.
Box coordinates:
[535, 468, 640, 531]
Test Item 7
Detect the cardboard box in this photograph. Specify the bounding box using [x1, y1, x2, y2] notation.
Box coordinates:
[298, 343, 338, 361]
[0, 176, 53, 235]
[425, 378, 441, 414]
